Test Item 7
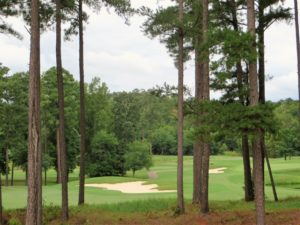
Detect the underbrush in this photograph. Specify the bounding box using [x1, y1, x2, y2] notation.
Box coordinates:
[3, 197, 300, 224]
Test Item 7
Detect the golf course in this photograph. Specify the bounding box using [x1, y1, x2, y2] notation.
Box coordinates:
[3, 155, 300, 210]
[1, 0, 300, 222]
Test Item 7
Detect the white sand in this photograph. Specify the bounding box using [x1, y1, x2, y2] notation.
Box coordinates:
[209, 167, 227, 174]
[85, 181, 176, 193]
[85, 168, 227, 194]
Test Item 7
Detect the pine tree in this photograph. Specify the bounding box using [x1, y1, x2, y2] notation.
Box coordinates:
[26, 0, 42, 222]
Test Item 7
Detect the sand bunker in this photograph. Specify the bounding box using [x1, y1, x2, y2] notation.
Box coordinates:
[85, 181, 176, 194]
[85, 168, 227, 194]
[209, 167, 227, 174]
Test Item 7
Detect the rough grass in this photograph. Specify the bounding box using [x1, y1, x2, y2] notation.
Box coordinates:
[4, 198, 300, 225]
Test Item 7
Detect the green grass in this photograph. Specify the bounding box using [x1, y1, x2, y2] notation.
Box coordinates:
[2, 155, 300, 210]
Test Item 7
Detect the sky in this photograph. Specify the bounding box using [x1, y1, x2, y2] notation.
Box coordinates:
[0, 0, 298, 101]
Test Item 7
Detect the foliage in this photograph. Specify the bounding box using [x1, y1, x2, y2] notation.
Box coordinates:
[86, 130, 124, 177]
[150, 125, 176, 155]
[41, 67, 80, 174]
[85, 78, 126, 176]
[266, 99, 300, 158]
[186, 100, 277, 142]
[0, 0, 22, 38]
[8, 218, 22, 225]
[124, 140, 152, 176]
[0, 66, 28, 173]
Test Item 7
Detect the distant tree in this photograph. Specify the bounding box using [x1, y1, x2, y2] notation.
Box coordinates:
[41, 68, 79, 182]
[150, 125, 177, 155]
[0, 69, 29, 188]
[86, 130, 123, 177]
[112, 92, 141, 143]
[124, 141, 152, 176]
[266, 100, 300, 158]
[85, 78, 126, 176]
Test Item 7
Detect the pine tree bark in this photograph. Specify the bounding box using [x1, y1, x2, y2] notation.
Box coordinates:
[26, 0, 42, 222]
[294, 0, 300, 122]
[78, 0, 86, 205]
[5, 147, 8, 186]
[241, 134, 254, 201]
[10, 161, 14, 186]
[199, 0, 210, 214]
[193, 40, 203, 205]
[176, 0, 185, 214]
[258, 7, 266, 195]
[56, 0, 69, 219]
[193, 141, 202, 204]
[56, 128, 61, 184]
[263, 140, 278, 201]
[44, 169, 47, 186]
[247, 0, 265, 222]
[0, 175, 2, 225]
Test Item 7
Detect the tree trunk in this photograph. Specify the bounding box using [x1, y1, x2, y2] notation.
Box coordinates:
[176, 0, 185, 214]
[258, 7, 266, 196]
[237, 65, 254, 202]
[78, 0, 86, 206]
[241, 134, 254, 201]
[193, 141, 202, 204]
[294, 0, 300, 122]
[5, 147, 8, 186]
[44, 169, 47, 186]
[26, 0, 42, 222]
[263, 142, 278, 201]
[56, 128, 61, 184]
[0, 175, 3, 225]
[200, 143, 210, 213]
[258, 6, 279, 202]
[10, 161, 14, 186]
[199, 0, 210, 214]
[193, 45, 203, 205]
[247, 0, 265, 222]
[56, 0, 69, 219]
[25, 169, 28, 186]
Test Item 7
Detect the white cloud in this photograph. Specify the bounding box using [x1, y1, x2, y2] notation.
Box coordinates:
[266, 71, 298, 101]
[0, 0, 298, 101]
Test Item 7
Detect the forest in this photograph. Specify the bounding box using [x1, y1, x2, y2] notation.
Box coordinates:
[1, 0, 300, 224]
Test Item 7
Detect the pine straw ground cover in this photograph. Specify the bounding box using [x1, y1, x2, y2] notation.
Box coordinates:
[4, 198, 300, 225]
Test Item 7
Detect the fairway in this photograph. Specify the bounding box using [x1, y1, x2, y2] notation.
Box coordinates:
[3, 155, 300, 209]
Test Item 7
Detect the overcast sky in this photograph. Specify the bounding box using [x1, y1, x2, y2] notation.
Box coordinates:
[0, 0, 297, 101]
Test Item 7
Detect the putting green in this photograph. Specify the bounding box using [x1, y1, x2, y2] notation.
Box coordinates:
[2, 155, 300, 209]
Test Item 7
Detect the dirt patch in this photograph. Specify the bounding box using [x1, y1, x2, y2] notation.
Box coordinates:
[49, 209, 300, 225]
[8, 207, 300, 225]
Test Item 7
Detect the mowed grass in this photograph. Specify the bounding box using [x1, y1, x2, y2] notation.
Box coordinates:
[2, 155, 300, 210]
